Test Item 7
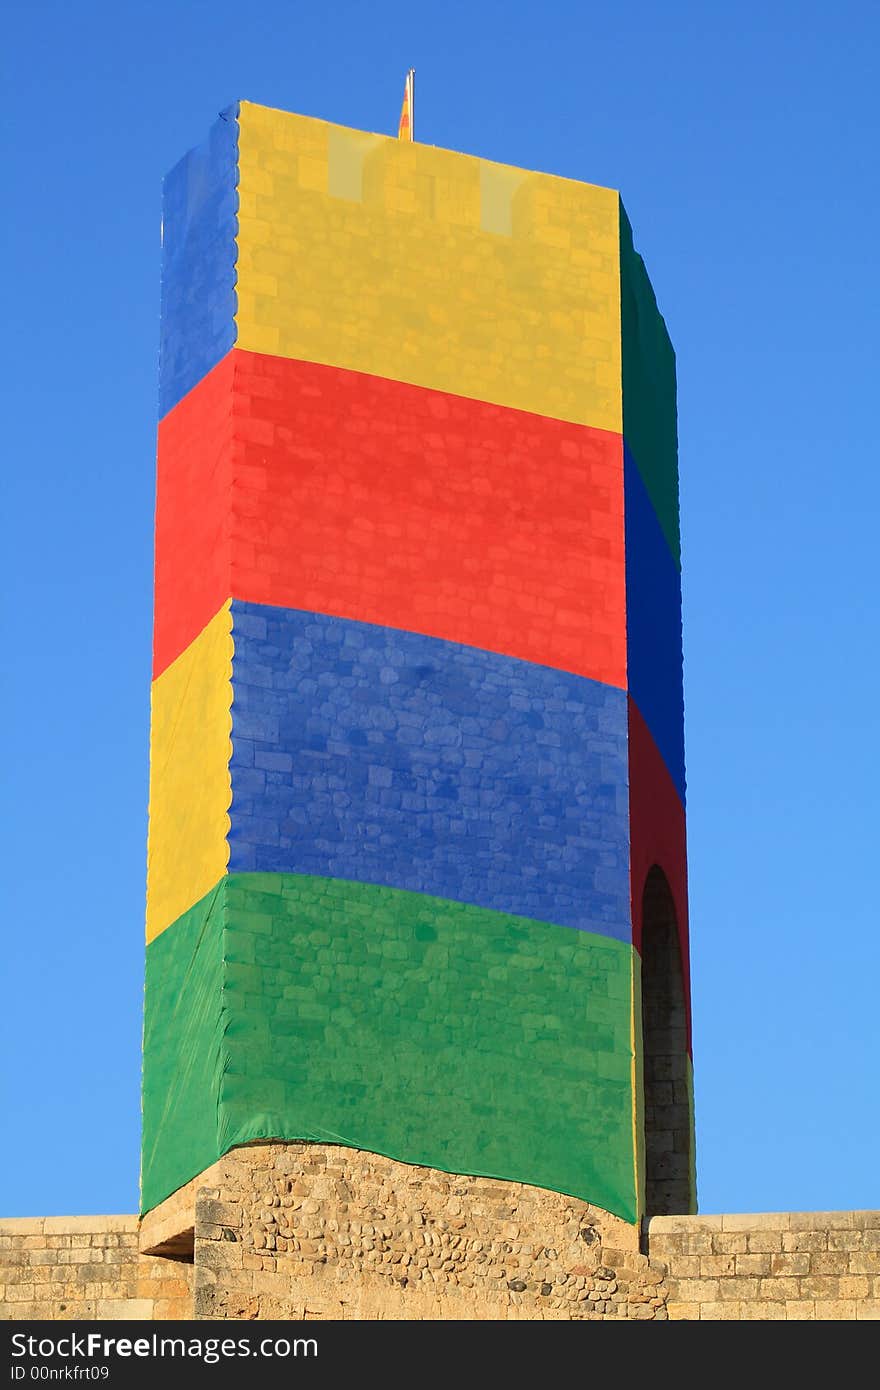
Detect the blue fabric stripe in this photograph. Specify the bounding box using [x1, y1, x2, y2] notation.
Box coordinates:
[624, 444, 686, 803]
[227, 601, 632, 942]
[158, 105, 238, 417]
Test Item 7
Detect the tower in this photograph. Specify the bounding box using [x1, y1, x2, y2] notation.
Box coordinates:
[142, 101, 694, 1229]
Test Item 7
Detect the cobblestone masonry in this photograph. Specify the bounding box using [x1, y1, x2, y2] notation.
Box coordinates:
[4, 1147, 878, 1319]
[174, 1144, 666, 1321]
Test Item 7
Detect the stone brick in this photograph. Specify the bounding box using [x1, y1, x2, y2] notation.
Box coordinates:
[648, 1233, 684, 1256]
[769, 1253, 810, 1277]
[711, 1232, 748, 1255]
[838, 1276, 871, 1299]
[5, 1285, 34, 1301]
[648, 1216, 722, 1235]
[789, 1211, 853, 1231]
[96, 1299, 154, 1319]
[746, 1231, 783, 1253]
[682, 1233, 714, 1256]
[782, 1230, 827, 1253]
[42, 1216, 137, 1235]
[739, 1299, 785, 1320]
[722, 1213, 789, 1232]
[21, 1249, 58, 1266]
[717, 1276, 762, 1301]
[813, 1300, 856, 1320]
[197, 1199, 241, 1229]
[828, 1230, 862, 1252]
[760, 1277, 801, 1301]
[699, 1301, 742, 1320]
[852, 1212, 880, 1230]
[784, 1300, 816, 1320]
[809, 1251, 850, 1275]
[668, 1279, 719, 1303]
[799, 1275, 841, 1300]
[666, 1302, 700, 1320]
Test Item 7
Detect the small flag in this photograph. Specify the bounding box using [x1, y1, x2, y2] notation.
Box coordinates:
[398, 68, 415, 141]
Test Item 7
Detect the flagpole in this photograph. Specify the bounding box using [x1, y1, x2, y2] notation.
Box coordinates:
[410, 69, 415, 142]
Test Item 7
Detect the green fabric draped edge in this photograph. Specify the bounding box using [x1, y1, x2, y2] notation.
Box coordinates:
[142, 873, 637, 1221]
[619, 200, 681, 567]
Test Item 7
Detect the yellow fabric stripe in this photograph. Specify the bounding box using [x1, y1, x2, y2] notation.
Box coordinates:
[146, 603, 233, 943]
[235, 102, 622, 433]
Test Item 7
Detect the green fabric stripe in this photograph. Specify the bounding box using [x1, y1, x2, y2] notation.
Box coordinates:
[140, 881, 227, 1211]
[142, 873, 637, 1221]
[620, 201, 681, 566]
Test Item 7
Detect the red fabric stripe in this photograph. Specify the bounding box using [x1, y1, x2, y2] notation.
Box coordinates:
[628, 700, 689, 1045]
[628, 695, 691, 1051]
[154, 347, 627, 683]
[153, 352, 234, 677]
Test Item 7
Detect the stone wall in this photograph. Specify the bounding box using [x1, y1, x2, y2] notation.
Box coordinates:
[648, 1211, 880, 1320]
[4, 1147, 879, 1321]
[152, 1147, 880, 1321]
[170, 1143, 666, 1320]
[0, 1216, 191, 1321]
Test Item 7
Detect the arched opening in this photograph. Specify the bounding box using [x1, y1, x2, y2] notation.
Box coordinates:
[640, 865, 692, 1216]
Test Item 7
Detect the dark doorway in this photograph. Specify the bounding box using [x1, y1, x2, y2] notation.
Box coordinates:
[641, 866, 693, 1216]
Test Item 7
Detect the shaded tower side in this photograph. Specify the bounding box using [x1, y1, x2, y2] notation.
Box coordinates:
[620, 204, 695, 1216]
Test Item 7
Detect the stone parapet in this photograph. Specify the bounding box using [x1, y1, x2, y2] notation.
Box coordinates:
[0, 1215, 191, 1321]
[647, 1210, 880, 1320]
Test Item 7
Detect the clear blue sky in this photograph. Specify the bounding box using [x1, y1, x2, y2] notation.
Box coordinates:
[2, 0, 878, 1218]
